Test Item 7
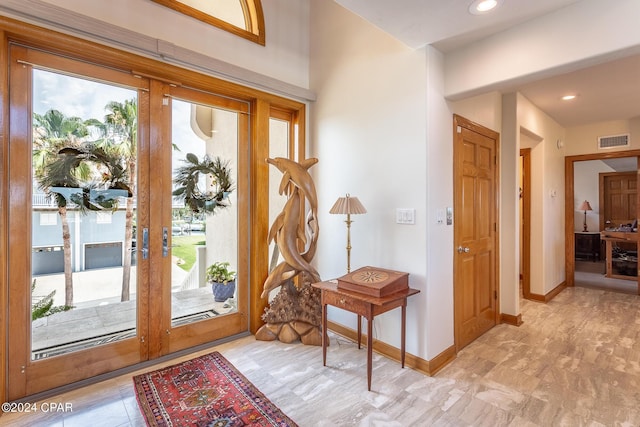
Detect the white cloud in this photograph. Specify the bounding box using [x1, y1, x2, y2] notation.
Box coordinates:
[33, 69, 135, 120]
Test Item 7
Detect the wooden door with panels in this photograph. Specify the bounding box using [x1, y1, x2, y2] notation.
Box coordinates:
[453, 114, 500, 352]
[600, 172, 637, 230]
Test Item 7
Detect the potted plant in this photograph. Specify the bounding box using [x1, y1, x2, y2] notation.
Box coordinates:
[207, 261, 236, 302]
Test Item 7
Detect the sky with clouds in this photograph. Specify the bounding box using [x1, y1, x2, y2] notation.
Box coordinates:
[32, 68, 205, 173]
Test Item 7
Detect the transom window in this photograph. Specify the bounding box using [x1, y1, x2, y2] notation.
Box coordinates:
[152, 0, 265, 45]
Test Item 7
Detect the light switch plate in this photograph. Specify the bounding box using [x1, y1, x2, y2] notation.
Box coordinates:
[396, 208, 415, 225]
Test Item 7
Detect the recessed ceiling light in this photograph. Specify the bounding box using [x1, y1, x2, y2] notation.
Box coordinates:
[469, 0, 502, 15]
[562, 94, 577, 101]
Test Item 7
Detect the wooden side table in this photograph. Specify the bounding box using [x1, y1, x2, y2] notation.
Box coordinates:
[311, 280, 420, 391]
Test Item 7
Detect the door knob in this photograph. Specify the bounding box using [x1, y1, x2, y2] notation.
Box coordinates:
[457, 246, 470, 253]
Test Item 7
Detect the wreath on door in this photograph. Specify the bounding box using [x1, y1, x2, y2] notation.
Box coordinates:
[172, 153, 234, 214]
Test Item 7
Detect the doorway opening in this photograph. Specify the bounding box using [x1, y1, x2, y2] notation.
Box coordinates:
[565, 150, 640, 295]
[518, 127, 543, 300]
[519, 148, 531, 299]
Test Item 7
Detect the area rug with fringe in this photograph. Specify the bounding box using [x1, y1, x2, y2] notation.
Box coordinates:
[133, 351, 297, 426]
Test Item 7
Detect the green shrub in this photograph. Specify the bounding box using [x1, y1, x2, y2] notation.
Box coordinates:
[31, 279, 73, 320]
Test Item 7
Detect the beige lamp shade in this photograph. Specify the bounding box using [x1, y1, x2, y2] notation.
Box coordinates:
[579, 200, 593, 211]
[330, 194, 366, 273]
[579, 200, 592, 232]
[329, 194, 367, 215]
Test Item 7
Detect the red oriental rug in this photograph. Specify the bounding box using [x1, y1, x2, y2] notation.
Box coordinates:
[133, 351, 298, 426]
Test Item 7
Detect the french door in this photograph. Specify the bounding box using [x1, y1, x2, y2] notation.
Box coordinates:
[7, 45, 248, 399]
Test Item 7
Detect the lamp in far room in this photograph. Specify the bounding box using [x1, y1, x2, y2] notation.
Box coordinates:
[330, 194, 367, 273]
[579, 200, 593, 232]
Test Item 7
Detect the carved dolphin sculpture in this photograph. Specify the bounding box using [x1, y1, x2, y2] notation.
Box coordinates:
[266, 157, 318, 217]
[261, 261, 298, 298]
[275, 189, 320, 280]
[262, 208, 320, 298]
[261, 188, 321, 297]
[261, 157, 321, 298]
[267, 156, 319, 258]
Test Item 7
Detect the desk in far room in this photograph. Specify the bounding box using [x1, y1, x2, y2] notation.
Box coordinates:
[600, 230, 638, 281]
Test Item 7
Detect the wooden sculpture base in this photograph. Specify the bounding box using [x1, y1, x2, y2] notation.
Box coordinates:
[256, 276, 322, 346]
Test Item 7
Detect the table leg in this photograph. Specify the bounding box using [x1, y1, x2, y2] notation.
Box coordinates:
[367, 316, 373, 391]
[357, 314, 362, 349]
[605, 239, 612, 278]
[322, 302, 327, 366]
[401, 302, 406, 368]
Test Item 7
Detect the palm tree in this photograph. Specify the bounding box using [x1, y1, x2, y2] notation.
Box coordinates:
[33, 109, 91, 307]
[95, 99, 138, 302]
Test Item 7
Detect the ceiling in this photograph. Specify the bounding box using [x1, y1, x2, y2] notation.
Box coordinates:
[335, 0, 640, 127]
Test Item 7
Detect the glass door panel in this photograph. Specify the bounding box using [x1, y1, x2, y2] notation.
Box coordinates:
[8, 45, 149, 399]
[160, 87, 249, 353]
[266, 116, 290, 299]
[170, 99, 239, 325]
[31, 69, 139, 360]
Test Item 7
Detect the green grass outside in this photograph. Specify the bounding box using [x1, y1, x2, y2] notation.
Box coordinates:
[172, 235, 206, 272]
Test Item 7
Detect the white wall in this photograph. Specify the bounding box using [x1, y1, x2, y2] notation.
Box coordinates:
[512, 94, 566, 296]
[573, 160, 615, 231]
[450, 92, 502, 130]
[425, 46, 455, 357]
[309, 1, 435, 358]
[565, 119, 637, 156]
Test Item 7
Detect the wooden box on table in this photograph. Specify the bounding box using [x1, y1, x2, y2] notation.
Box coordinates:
[337, 266, 409, 297]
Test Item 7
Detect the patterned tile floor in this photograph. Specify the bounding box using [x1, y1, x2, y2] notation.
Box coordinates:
[3, 285, 640, 426]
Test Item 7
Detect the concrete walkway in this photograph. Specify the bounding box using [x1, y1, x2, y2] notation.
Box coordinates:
[30, 265, 235, 358]
[32, 264, 189, 308]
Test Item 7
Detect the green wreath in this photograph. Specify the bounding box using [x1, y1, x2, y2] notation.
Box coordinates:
[172, 153, 234, 214]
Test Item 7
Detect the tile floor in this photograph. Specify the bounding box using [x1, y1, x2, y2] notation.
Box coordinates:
[3, 285, 640, 426]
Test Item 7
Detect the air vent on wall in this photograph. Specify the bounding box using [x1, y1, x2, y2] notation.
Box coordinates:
[598, 134, 629, 149]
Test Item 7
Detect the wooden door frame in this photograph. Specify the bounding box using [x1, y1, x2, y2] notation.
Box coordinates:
[565, 149, 640, 293]
[520, 149, 531, 299]
[453, 114, 501, 352]
[0, 16, 308, 400]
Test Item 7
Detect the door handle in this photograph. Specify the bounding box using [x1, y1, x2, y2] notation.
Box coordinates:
[162, 227, 169, 257]
[457, 246, 470, 253]
[141, 228, 149, 259]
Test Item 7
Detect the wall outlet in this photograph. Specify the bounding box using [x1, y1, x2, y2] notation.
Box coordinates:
[396, 208, 415, 225]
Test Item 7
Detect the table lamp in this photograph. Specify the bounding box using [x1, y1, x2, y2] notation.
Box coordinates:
[330, 194, 367, 273]
[579, 200, 592, 232]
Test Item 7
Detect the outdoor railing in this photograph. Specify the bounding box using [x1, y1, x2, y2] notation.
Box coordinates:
[33, 192, 136, 208]
[179, 264, 201, 291]
[33, 193, 57, 207]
